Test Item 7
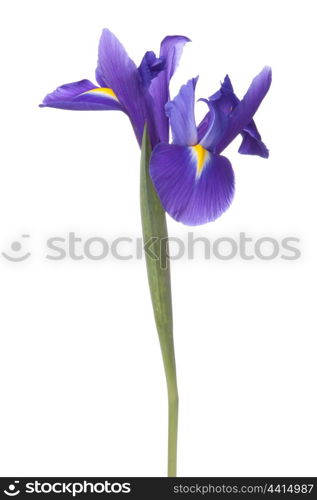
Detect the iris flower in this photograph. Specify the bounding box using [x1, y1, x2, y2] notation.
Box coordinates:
[40, 29, 271, 477]
[150, 68, 272, 225]
[41, 29, 189, 147]
[41, 29, 271, 227]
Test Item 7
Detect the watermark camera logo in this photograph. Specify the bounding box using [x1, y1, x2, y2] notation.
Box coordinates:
[4, 481, 20, 496]
[2, 235, 31, 262]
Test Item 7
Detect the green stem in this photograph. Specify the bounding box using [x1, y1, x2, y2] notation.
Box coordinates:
[140, 126, 178, 477]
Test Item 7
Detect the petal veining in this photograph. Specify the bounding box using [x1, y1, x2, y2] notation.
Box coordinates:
[150, 143, 235, 226]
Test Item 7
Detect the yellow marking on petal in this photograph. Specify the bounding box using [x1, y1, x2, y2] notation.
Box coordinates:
[83, 87, 119, 101]
[192, 144, 210, 178]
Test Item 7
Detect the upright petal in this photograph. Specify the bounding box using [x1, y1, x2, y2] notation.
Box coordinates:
[150, 143, 234, 226]
[40, 80, 124, 111]
[197, 76, 236, 145]
[165, 77, 198, 146]
[149, 36, 190, 142]
[96, 29, 151, 144]
[198, 98, 229, 151]
[216, 66, 272, 153]
[197, 111, 211, 142]
[210, 75, 238, 108]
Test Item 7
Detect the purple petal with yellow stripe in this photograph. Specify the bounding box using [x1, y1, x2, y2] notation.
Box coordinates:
[40, 79, 124, 111]
[149, 35, 190, 142]
[150, 143, 235, 225]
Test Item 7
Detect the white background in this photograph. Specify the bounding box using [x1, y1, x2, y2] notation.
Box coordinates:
[0, 0, 316, 477]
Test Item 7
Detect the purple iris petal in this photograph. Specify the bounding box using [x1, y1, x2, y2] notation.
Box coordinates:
[150, 143, 235, 225]
[216, 66, 272, 154]
[96, 28, 153, 144]
[212, 74, 269, 157]
[197, 72, 270, 157]
[238, 120, 269, 158]
[138, 51, 165, 89]
[198, 98, 228, 151]
[197, 76, 236, 147]
[40, 79, 124, 111]
[42, 79, 94, 102]
[149, 36, 190, 142]
[209, 75, 238, 112]
[165, 77, 198, 146]
[197, 112, 211, 142]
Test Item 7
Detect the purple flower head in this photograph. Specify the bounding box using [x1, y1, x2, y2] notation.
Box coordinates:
[41, 30, 271, 227]
[40, 29, 189, 147]
[150, 67, 272, 226]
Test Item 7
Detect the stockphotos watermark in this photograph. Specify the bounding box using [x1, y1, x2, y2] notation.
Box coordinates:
[1, 231, 301, 266]
[2, 479, 131, 496]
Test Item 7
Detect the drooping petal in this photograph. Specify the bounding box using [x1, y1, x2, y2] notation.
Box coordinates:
[238, 120, 269, 158]
[138, 51, 165, 89]
[150, 143, 235, 226]
[216, 66, 272, 153]
[40, 80, 124, 111]
[149, 36, 190, 142]
[165, 77, 198, 146]
[96, 28, 152, 144]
